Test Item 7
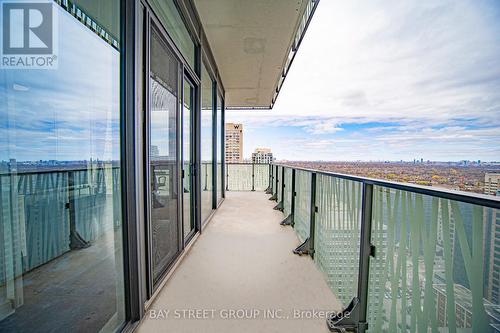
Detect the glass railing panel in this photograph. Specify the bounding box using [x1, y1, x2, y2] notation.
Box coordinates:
[294, 170, 311, 242]
[367, 186, 499, 333]
[201, 162, 213, 221]
[254, 164, 269, 191]
[226, 164, 253, 191]
[283, 168, 293, 216]
[314, 175, 362, 307]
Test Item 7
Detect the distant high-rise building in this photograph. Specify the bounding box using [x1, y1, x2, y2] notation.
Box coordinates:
[151, 145, 159, 157]
[252, 148, 273, 164]
[484, 173, 500, 196]
[434, 284, 500, 332]
[485, 173, 500, 304]
[225, 123, 243, 163]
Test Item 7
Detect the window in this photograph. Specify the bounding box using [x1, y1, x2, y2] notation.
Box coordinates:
[0, 2, 125, 331]
[149, 0, 196, 70]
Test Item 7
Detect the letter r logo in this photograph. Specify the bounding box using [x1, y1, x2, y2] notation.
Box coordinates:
[2, 2, 53, 54]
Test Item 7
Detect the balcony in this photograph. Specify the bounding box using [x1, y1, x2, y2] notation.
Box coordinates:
[1, 163, 500, 332]
[2, 1, 500, 332]
[138, 191, 340, 332]
[138, 163, 500, 332]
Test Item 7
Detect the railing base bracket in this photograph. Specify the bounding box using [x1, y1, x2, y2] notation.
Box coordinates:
[70, 231, 90, 250]
[280, 214, 294, 226]
[293, 237, 311, 255]
[326, 297, 363, 333]
[269, 193, 277, 201]
[273, 201, 284, 211]
[265, 186, 273, 194]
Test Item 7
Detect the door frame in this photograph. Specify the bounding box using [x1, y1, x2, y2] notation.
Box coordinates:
[144, 17, 184, 297]
[181, 72, 198, 245]
[122, 0, 225, 327]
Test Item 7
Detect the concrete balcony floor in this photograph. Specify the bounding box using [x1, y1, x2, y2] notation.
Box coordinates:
[138, 191, 341, 333]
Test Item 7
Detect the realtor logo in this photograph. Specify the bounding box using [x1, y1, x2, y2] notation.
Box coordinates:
[1, 1, 58, 69]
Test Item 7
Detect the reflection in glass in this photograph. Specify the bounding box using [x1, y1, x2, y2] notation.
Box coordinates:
[149, 30, 179, 285]
[0, 2, 124, 332]
[182, 80, 194, 239]
[201, 64, 213, 223]
[149, 0, 196, 70]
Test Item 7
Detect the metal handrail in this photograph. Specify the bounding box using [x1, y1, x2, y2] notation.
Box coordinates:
[272, 163, 500, 209]
[225, 162, 273, 165]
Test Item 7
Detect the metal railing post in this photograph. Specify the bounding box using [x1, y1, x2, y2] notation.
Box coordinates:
[251, 163, 255, 191]
[308, 172, 317, 258]
[269, 165, 278, 201]
[266, 164, 273, 194]
[275, 165, 279, 192]
[326, 182, 373, 332]
[273, 166, 285, 211]
[293, 172, 316, 257]
[291, 169, 296, 225]
[356, 182, 373, 332]
[225, 163, 229, 191]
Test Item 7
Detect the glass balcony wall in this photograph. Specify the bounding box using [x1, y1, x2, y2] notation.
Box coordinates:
[267, 163, 500, 333]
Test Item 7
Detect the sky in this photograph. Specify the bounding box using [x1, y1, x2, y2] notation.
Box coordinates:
[226, 0, 500, 162]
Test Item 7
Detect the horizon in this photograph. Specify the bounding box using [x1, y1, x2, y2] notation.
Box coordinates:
[3, 158, 500, 164]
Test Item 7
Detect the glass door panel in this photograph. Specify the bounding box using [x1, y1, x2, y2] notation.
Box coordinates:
[200, 63, 214, 223]
[182, 78, 195, 240]
[148, 28, 180, 285]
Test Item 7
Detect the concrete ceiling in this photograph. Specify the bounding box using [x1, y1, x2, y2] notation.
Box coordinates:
[194, 0, 311, 109]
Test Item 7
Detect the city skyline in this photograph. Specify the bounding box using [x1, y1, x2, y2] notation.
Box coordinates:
[226, 0, 500, 161]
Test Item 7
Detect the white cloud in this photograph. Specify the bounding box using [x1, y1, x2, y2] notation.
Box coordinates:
[227, 0, 500, 161]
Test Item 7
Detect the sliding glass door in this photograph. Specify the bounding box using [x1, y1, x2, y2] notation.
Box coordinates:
[147, 27, 181, 288]
[145, 0, 202, 295]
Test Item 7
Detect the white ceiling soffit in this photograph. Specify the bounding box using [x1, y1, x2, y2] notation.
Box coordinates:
[194, 0, 319, 109]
